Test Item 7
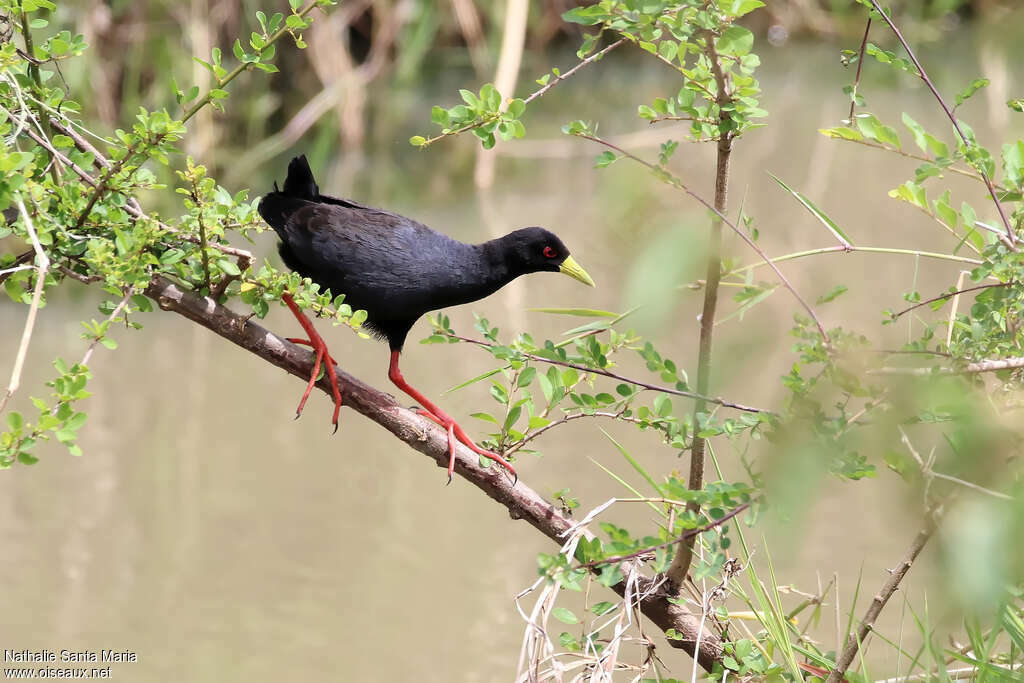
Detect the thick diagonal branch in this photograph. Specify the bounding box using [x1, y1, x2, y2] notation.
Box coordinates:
[825, 515, 939, 682]
[143, 274, 725, 671]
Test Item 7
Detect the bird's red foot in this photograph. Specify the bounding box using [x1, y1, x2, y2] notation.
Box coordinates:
[387, 348, 516, 484]
[281, 293, 342, 432]
[415, 406, 517, 485]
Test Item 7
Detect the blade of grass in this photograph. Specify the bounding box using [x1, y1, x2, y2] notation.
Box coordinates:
[443, 367, 503, 394]
[587, 457, 661, 516]
[768, 172, 854, 248]
[762, 542, 806, 678]
[529, 307, 621, 317]
[600, 428, 663, 499]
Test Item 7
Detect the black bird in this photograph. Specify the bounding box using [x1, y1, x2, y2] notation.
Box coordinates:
[258, 155, 595, 482]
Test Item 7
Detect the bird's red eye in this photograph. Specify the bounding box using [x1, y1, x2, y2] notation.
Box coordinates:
[543, 246, 557, 259]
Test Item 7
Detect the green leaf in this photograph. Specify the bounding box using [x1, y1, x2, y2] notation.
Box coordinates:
[955, 78, 990, 108]
[506, 98, 526, 119]
[902, 112, 948, 158]
[637, 104, 658, 120]
[819, 126, 864, 142]
[503, 405, 522, 431]
[7, 411, 23, 431]
[551, 607, 579, 624]
[888, 181, 927, 210]
[768, 172, 853, 247]
[558, 632, 581, 651]
[816, 285, 847, 304]
[1001, 140, 1024, 188]
[537, 372, 554, 404]
[658, 40, 678, 62]
[600, 429, 663, 503]
[561, 5, 608, 25]
[717, 26, 753, 56]
[721, 0, 765, 16]
[856, 113, 901, 149]
[594, 151, 617, 168]
[444, 368, 502, 394]
[529, 308, 619, 317]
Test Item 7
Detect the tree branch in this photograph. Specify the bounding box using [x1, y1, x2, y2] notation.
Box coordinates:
[142, 273, 725, 671]
[825, 512, 940, 682]
[666, 27, 735, 590]
[871, 356, 1024, 375]
[0, 200, 50, 416]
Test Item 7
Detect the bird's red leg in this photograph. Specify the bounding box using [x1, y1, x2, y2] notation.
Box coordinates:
[281, 293, 343, 432]
[388, 350, 517, 484]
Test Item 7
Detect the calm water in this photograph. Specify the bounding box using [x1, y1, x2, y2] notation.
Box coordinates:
[2, 20, 1023, 681]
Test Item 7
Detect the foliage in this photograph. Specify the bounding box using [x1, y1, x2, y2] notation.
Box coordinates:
[0, 0, 354, 467]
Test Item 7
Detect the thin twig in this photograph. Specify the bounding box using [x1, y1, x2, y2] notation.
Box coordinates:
[847, 17, 872, 124]
[0, 199, 50, 415]
[446, 333, 775, 415]
[418, 38, 626, 146]
[891, 281, 1012, 319]
[505, 409, 645, 455]
[900, 427, 1013, 501]
[80, 292, 133, 367]
[827, 136, 997, 188]
[720, 245, 982, 281]
[524, 39, 625, 107]
[872, 356, 1024, 375]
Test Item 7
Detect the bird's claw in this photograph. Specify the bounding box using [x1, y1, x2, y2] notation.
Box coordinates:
[281, 293, 344, 434]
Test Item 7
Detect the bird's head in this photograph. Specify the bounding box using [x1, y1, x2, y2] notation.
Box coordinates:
[503, 227, 595, 287]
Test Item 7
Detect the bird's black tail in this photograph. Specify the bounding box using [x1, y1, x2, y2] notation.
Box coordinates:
[258, 155, 318, 234]
[281, 154, 319, 199]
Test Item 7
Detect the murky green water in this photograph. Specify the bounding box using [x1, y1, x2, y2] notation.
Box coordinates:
[2, 19, 1024, 681]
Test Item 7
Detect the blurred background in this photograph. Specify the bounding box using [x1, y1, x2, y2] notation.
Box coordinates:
[2, 0, 1023, 680]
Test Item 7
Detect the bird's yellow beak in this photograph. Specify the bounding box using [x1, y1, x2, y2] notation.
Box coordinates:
[559, 255, 595, 287]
